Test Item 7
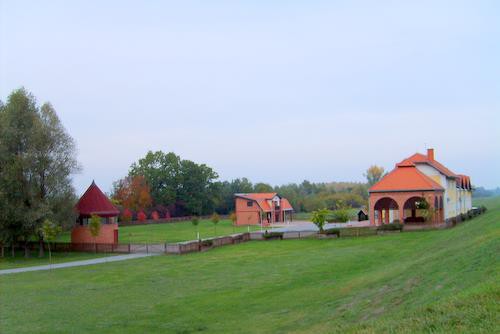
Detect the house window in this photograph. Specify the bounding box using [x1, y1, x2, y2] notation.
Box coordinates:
[247, 201, 253, 207]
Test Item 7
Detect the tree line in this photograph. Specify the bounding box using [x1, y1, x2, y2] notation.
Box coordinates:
[111, 154, 385, 219]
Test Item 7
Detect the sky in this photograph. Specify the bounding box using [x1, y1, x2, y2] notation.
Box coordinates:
[1, 0, 499, 195]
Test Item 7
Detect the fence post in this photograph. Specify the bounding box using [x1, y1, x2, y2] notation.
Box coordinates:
[128, 243, 131, 253]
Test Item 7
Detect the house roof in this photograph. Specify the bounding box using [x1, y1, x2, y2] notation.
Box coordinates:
[369, 164, 444, 193]
[235, 192, 294, 212]
[235, 193, 278, 200]
[75, 181, 120, 217]
[457, 174, 472, 190]
[403, 153, 458, 178]
[281, 198, 294, 211]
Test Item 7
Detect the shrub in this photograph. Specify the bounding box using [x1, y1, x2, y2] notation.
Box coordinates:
[121, 208, 133, 222]
[263, 231, 283, 239]
[480, 205, 487, 213]
[331, 208, 352, 223]
[311, 208, 331, 232]
[377, 223, 403, 231]
[460, 213, 467, 222]
[151, 211, 160, 220]
[137, 211, 147, 222]
[323, 228, 340, 237]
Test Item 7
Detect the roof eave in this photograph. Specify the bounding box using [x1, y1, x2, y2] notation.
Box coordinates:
[369, 188, 444, 193]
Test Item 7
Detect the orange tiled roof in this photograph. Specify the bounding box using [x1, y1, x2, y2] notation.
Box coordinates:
[256, 199, 272, 211]
[369, 165, 444, 193]
[404, 153, 458, 178]
[457, 174, 472, 190]
[281, 198, 294, 211]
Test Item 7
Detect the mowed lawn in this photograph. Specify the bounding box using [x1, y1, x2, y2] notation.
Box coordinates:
[58, 219, 262, 244]
[1, 198, 499, 333]
[0, 251, 111, 270]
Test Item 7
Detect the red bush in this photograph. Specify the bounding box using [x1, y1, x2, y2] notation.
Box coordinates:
[151, 211, 160, 220]
[121, 208, 133, 222]
[137, 211, 147, 222]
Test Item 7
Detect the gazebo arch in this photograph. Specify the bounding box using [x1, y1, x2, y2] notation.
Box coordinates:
[403, 196, 428, 223]
[374, 197, 400, 224]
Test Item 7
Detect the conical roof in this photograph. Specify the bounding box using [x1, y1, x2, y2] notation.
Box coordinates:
[75, 181, 119, 217]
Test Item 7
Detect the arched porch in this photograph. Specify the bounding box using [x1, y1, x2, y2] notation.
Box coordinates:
[373, 197, 400, 225]
[369, 191, 445, 226]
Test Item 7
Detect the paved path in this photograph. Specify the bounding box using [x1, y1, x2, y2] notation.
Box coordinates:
[263, 220, 371, 233]
[0, 253, 157, 276]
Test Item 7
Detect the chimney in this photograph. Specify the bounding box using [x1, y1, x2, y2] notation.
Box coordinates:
[427, 148, 434, 161]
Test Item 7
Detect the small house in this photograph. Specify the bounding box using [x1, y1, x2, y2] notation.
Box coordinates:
[357, 210, 369, 221]
[71, 181, 120, 244]
[234, 193, 294, 226]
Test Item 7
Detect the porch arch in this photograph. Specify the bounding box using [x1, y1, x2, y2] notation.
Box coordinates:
[403, 196, 427, 223]
[374, 197, 400, 224]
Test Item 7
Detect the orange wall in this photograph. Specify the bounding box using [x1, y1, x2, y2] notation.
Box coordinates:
[235, 198, 261, 225]
[71, 223, 119, 244]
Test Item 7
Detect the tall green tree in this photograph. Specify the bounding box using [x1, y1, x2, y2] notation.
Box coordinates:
[0, 88, 79, 257]
[129, 151, 181, 206]
[254, 182, 273, 193]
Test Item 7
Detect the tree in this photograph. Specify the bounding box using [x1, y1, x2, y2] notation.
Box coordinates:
[229, 212, 237, 233]
[311, 209, 331, 233]
[112, 175, 152, 212]
[254, 182, 273, 193]
[211, 213, 220, 236]
[0, 89, 79, 258]
[365, 165, 385, 187]
[40, 219, 61, 264]
[88, 214, 101, 252]
[129, 151, 182, 206]
[191, 216, 200, 240]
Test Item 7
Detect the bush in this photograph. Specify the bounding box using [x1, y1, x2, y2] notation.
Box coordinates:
[263, 231, 284, 239]
[121, 208, 133, 222]
[460, 213, 467, 222]
[480, 205, 487, 213]
[331, 208, 352, 223]
[377, 223, 403, 231]
[323, 228, 340, 236]
[137, 211, 147, 222]
[151, 211, 160, 220]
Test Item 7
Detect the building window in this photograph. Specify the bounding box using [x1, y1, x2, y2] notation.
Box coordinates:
[247, 201, 253, 207]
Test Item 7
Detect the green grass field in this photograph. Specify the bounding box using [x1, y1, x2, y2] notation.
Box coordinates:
[0, 251, 111, 270]
[58, 219, 262, 244]
[1, 197, 498, 333]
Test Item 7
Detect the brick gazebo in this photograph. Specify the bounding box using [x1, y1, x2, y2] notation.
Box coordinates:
[71, 181, 120, 244]
[368, 160, 445, 226]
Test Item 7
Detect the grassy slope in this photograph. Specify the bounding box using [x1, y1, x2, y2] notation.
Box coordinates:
[1, 197, 498, 333]
[58, 219, 262, 243]
[0, 251, 112, 270]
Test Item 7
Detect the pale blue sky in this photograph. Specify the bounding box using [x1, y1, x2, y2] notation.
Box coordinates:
[1, 1, 499, 194]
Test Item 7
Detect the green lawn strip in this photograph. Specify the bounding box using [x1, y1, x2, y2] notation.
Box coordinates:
[1, 197, 498, 333]
[0, 251, 113, 270]
[58, 219, 262, 244]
